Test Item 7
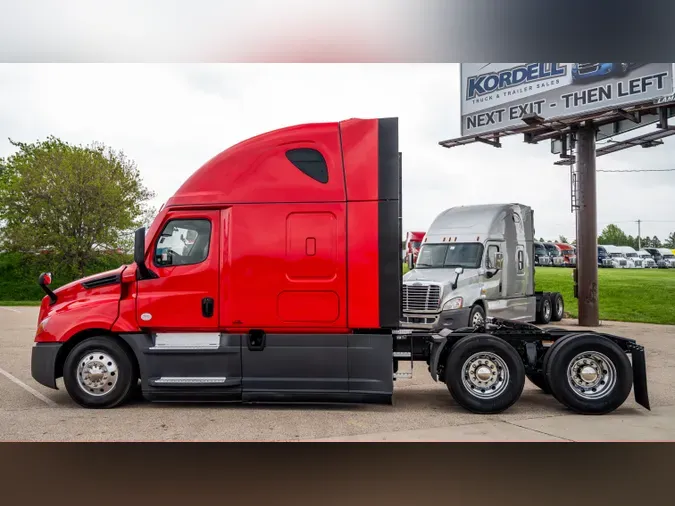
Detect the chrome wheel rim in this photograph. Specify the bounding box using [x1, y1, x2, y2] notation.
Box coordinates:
[556, 300, 563, 319]
[544, 301, 551, 320]
[461, 352, 509, 399]
[566, 351, 616, 400]
[76, 350, 119, 396]
[471, 311, 484, 327]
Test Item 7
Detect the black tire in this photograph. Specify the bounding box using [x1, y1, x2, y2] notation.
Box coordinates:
[536, 294, 552, 324]
[545, 333, 633, 415]
[445, 334, 525, 414]
[63, 336, 137, 409]
[530, 332, 585, 395]
[468, 304, 486, 328]
[551, 292, 564, 322]
[526, 372, 551, 394]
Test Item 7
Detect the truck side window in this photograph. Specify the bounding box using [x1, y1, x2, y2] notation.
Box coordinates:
[154, 219, 212, 267]
[286, 148, 329, 184]
[486, 245, 499, 269]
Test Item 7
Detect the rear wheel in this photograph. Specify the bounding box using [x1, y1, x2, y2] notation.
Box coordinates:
[551, 293, 564, 322]
[63, 337, 137, 409]
[529, 332, 585, 395]
[536, 294, 552, 324]
[545, 333, 632, 415]
[526, 372, 550, 393]
[445, 334, 525, 414]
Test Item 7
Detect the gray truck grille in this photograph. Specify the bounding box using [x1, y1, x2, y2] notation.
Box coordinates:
[619, 260, 627, 266]
[403, 284, 441, 312]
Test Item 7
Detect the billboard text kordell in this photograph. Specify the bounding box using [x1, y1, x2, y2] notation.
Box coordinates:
[465, 63, 566, 101]
[465, 71, 669, 132]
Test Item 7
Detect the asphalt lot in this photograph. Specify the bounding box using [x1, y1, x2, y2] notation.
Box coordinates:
[2, 306, 675, 441]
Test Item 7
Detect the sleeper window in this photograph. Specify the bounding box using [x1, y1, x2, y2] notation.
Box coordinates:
[286, 148, 329, 184]
[154, 219, 211, 267]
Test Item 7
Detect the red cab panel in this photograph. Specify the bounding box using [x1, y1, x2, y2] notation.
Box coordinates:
[221, 203, 347, 330]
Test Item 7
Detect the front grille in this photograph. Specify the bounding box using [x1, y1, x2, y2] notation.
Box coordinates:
[403, 284, 441, 312]
[619, 260, 627, 266]
[634, 260, 642, 267]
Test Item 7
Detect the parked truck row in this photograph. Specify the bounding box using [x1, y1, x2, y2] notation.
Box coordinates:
[30, 116, 650, 417]
[598, 245, 674, 268]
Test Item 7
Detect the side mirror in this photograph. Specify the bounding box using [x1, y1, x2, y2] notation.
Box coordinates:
[38, 272, 58, 305]
[451, 266, 464, 290]
[134, 227, 156, 280]
[495, 252, 504, 270]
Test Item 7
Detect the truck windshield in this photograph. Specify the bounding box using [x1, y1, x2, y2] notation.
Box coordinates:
[534, 245, 547, 255]
[410, 241, 421, 249]
[544, 245, 560, 256]
[416, 243, 484, 269]
[610, 253, 623, 258]
[625, 252, 638, 258]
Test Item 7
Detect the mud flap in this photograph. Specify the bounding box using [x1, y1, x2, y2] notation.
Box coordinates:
[630, 345, 651, 411]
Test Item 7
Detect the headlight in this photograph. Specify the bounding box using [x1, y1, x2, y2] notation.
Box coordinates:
[36, 316, 50, 335]
[443, 297, 463, 311]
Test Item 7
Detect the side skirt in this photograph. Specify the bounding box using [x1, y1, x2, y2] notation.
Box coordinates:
[119, 331, 394, 405]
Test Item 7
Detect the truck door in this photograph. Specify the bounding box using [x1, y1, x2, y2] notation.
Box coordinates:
[483, 242, 502, 300]
[135, 210, 242, 396]
[137, 210, 221, 330]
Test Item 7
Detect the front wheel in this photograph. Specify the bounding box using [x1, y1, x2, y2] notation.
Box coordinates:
[63, 337, 137, 409]
[545, 333, 632, 415]
[468, 304, 486, 328]
[445, 334, 525, 414]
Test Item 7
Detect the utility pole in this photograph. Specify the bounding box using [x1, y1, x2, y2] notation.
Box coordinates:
[576, 121, 599, 327]
[637, 219, 641, 250]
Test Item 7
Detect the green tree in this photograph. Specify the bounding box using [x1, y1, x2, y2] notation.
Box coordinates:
[598, 224, 628, 246]
[665, 232, 675, 249]
[652, 236, 662, 248]
[558, 235, 568, 244]
[0, 137, 155, 278]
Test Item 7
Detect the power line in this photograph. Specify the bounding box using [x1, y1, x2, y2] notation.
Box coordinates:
[596, 168, 675, 173]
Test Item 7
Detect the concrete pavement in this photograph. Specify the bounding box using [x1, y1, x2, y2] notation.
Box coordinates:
[1, 306, 674, 441]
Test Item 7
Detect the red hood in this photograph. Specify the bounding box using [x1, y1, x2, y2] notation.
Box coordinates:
[53, 265, 127, 295]
[38, 265, 129, 323]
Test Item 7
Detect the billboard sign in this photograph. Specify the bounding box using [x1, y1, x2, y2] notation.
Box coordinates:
[460, 63, 675, 137]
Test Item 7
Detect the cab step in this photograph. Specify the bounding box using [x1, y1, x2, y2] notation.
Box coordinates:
[393, 372, 413, 379]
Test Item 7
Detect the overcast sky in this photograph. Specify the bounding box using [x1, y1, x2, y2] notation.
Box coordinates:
[1, 63, 674, 242]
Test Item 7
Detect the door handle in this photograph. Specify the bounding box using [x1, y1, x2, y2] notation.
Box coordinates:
[202, 297, 214, 318]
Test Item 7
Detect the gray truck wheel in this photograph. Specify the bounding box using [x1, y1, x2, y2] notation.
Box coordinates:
[63, 337, 137, 409]
[551, 293, 564, 322]
[545, 333, 632, 415]
[445, 334, 525, 414]
[536, 294, 552, 324]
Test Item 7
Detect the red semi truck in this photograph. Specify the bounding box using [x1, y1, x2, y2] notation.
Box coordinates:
[405, 231, 425, 268]
[31, 117, 650, 415]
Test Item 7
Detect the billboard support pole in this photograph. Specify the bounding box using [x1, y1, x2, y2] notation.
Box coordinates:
[576, 121, 599, 327]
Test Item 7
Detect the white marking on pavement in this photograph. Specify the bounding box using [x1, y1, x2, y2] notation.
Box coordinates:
[0, 365, 57, 407]
[0, 307, 21, 313]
